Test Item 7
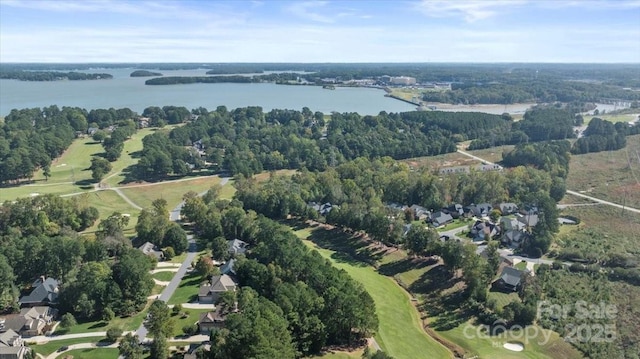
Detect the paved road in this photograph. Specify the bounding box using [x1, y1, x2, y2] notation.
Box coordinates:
[134, 176, 230, 342]
[25, 332, 114, 344]
[438, 224, 468, 241]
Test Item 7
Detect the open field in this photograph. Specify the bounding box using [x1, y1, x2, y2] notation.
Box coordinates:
[294, 225, 453, 359]
[152, 271, 175, 282]
[79, 190, 140, 233]
[401, 151, 480, 171]
[252, 169, 298, 182]
[102, 127, 159, 187]
[33, 137, 104, 184]
[583, 113, 639, 124]
[566, 134, 640, 209]
[119, 176, 222, 210]
[56, 348, 119, 359]
[555, 205, 640, 257]
[468, 145, 515, 164]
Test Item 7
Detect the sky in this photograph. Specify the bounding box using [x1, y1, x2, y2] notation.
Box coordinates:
[0, 0, 639, 63]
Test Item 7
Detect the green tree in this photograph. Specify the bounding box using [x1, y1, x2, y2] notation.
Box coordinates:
[60, 313, 77, 329]
[146, 300, 174, 338]
[211, 236, 230, 261]
[92, 130, 107, 143]
[163, 223, 188, 255]
[90, 156, 112, 181]
[195, 256, 215, 279]
[118, 333, 143, 359]
[106, 327, 123, 342]
[150, 335, 169, 359]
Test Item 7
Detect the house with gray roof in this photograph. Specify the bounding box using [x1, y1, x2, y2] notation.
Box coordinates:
[138, 242, 164, 260]
[227, 239, 248, 256]
[498, 203, 518, 215]
[493, 267, 526, 292]
[18, 278, 58, 307]
[0, 329, 29, 359]
[430, 211, 453, 227]
[1, 307, 56, 337]
[220, 259, 236, 276]
[198, 274, 238, 304]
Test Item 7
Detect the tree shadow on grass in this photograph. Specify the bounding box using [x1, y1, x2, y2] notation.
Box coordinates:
[180, 274, 202, 288]
[88, 321, 108, 330]
[377, 257, 436, 276]
[302, 223, 383, 267]
[412, 264, 474, 331]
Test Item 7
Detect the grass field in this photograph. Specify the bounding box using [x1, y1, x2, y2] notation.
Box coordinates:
[30, 338, 101, 356]
[119, 176, 223, 210]
[56, 348, 119, 359]
[167, 272, 202, 305]
[401, 151, 479, 171]
[294, 225, 453, 359]
[102, 127, 159, 187]
[307, 350, 365, 359]
[468, 145, 515, 164]
[55, 310, 147, 335]
[170, 309, 210, 338]
[437, 321, 582, 359]
[152, 271, 176, 282]
[583, 113, 639, 124]
[566, 134, 640, 209]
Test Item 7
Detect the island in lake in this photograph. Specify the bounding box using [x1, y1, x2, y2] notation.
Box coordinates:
[130, 70, 163, 77]
[0, 70, 113, 81]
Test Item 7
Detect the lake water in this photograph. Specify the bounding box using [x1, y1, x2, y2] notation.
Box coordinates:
[0, 68, 415, 117]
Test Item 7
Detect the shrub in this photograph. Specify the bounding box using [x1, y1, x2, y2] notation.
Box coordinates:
[106, 327, 123, 342]
[172, 304, 182, 315]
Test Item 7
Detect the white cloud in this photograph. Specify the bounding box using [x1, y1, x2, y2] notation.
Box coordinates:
[415, 0, 525, 22]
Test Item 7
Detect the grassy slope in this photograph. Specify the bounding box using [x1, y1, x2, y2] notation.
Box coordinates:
[30, 338, 101, 356]
[54, 310, 147, 335]
[167, 272, 202, 305]
[294, 227, 453, 359]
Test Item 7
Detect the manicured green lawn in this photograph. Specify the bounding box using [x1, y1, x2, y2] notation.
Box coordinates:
[170, 309, 210, 338]
[168, 273, 202, 305]
[55, 310, 147, 335]
[56, 348, 119, 359]
[438, 219, 471, 232]
[153, 271, 176, 282]
[295, 227, 453, 359]
[438, 320, 583, 359]
[307, 350, 365, 359]
[33, 137, 104, 184]
[119, 176, 222, 210]
[103, 128, 158, 187]
[487, 290, 520, 309]
[30, 338, 100, 356]
[80, 190, 140, 233]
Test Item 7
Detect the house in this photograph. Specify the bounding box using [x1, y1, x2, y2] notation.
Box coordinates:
[445, 204, 464, 217]
[220, 258, 236, 276]
[430, 211, 453, 227]
[227, 239, 248, 256]
[500, 217, 524, 232]
[1, 307, 56, 337]
[0, 329, 29, 359]
[464, 204, 493, 218]
[498, 203, 518, 215]
[470, 221, 498, 242]
[198, 275, 238, 304]
[198, 306, 233, 333]
[502, 230, 526, 245]
[86, 127, 99, 135]
[493, 267, 526, 292]
[409, 205, 430, 220]
[137, 242, 164, 261]
[309, 202, 334, 216]
[517, 214, 539, 227]
[18, 277, 58, 307]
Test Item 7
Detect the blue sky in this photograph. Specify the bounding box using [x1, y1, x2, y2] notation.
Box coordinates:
[1, 0, 639, 63]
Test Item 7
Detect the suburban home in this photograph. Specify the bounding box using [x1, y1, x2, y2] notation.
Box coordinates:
[517, 214, 539, 227]
[500, 217, 524, 232]
[502, 230, 526, 246]
[198, 275, 238, 304]
[137, 242, 164, 261]
[445, 204, 464, 217]
[498, 203, 519, 215]
[430, 211, 453, 227]
[0, 328, 29, 359]
[220, 258, 236, 276]
[464, 203, 493, 218]
[493, 267, 526, 292]
[470, 221, 498, 242]
[86, 127, 99, 135]
[198, 307, 229, 333]
[308, 202, 334, 216]
[18, 277, 58, 307]
[227, 239, 248, 256]
[1, 307, 56, 337]
[409, 205, 430, 220]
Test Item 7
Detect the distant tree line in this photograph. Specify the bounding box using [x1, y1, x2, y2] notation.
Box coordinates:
[0, 70, 112, 81]
[130, 70, 162, 77]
